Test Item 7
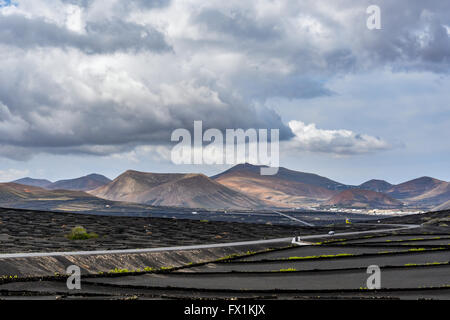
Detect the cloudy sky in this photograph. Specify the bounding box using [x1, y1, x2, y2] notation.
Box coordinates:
[0, 0, 449, 184]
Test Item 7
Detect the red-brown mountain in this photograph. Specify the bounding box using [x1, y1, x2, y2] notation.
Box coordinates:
[213, 163, 348, 190]
[212, 163, 339, 208]
[325, 189, 403, 209]
[90, 170, 266, 209]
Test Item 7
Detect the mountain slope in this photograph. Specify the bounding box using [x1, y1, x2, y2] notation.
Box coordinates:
[386, 177, 445, 199]
[13, 177, 53, 188]
[90, 170, 266, 209]
[212, 163, 339, 208]
[433, 200, 450, 211]
[385, 177, 449, 207]
[325, 189, 403, 209]
[47, 174, 111, 191]
[406, 181, 450, 207]
[359, 179, 393, 193]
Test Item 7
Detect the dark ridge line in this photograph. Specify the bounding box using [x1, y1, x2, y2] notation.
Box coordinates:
[0, 289, 113, 297]
[220, 247, 450, 264]
[81, 281, 450, 295]
[312, 233, 396, 244]
[314, 244, 450, 249]
[157, 294, 399, 300]
[0, 245, 297, 284]
[337, 242, 450, 247]
[340, 237, 450, 244]
[169, 261, 450, 276]
[158, 294, 282, 300]
[382, 233, 450, 236]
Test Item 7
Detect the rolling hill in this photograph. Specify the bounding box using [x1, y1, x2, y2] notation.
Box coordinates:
[0, 182, 165, 214]
[90, 170, 266, 209]
[325, 189, 403, 209]
[0, 182, 97, 203]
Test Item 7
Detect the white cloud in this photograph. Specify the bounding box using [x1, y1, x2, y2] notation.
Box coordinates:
[285, 120, 391, 156]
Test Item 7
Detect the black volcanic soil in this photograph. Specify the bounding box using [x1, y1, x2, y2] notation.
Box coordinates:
[0, 209, 449, 300]
[0, 208, 352, 254]
[380, 209, 450, 226]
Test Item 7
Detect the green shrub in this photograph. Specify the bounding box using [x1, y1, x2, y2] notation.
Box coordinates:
[67, 226, 98, 240]
[279, 268, 296, 272]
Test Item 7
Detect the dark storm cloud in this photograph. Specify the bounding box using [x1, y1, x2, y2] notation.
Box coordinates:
[0, 14, 171, 54]
[0, 51, 292, 161]
[0, 0, 448, 160]
[343, 0, 450, 71]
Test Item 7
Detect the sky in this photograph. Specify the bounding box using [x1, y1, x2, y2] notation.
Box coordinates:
[0, 0, 449, 185]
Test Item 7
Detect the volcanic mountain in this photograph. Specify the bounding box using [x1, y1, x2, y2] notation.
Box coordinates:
[212, 163, 341, 208]
[359, 179, 393, 193]
[89, 170, 266, 209]
[325, 189, 403, 209]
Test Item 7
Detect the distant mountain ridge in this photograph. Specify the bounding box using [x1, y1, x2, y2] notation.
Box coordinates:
[13, 177, 53, 189]
[9, 165, 450, 210]
[13, 174, 111, 191]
